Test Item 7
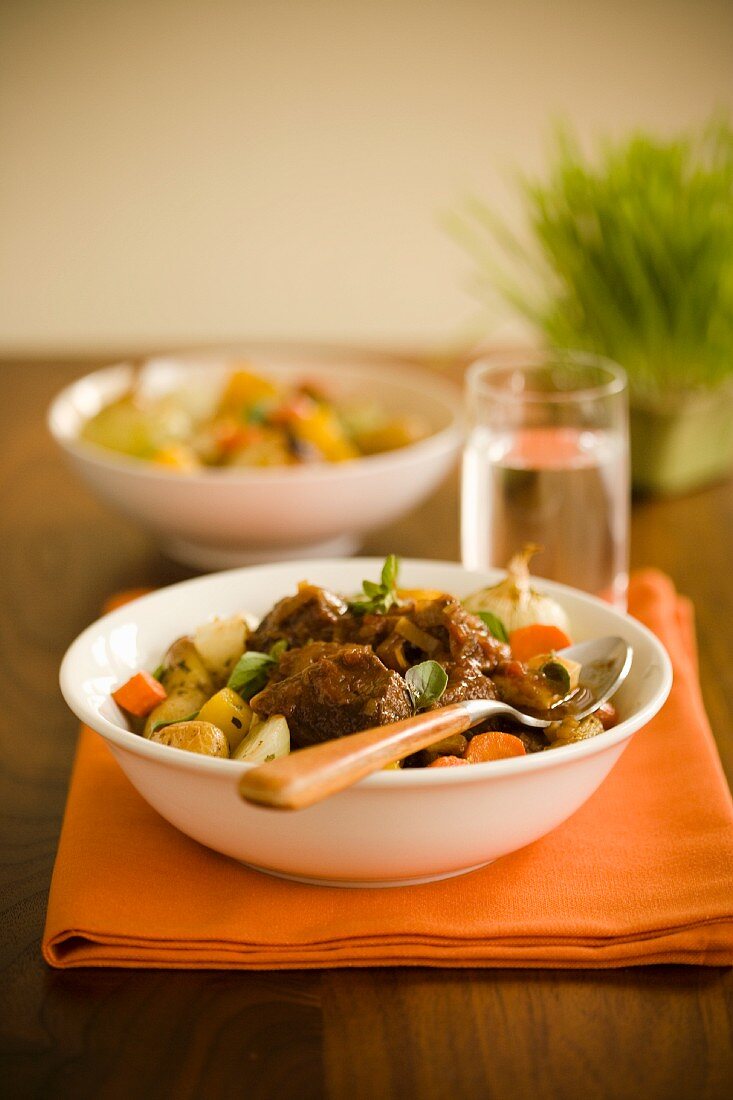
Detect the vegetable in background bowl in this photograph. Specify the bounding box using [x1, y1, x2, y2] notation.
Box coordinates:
[80, 366, 429, 470]
[48, 355, 462, 568]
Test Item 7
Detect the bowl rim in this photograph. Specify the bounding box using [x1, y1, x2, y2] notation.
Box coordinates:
[59, 557, 674, 788]
[47, 357, 463, 484]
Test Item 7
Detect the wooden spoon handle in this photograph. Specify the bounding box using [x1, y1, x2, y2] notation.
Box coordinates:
[238, 703, 473, 810]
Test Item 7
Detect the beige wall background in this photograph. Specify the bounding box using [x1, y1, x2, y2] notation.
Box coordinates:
[1, 0, 732, 355]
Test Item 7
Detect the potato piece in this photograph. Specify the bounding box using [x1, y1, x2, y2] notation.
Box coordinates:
[143, 690, 207, 738]
[193, 616, 248, 682]
[232, 714, 290, 763]
[197, 688, 253, 752]
[160, 637, 214, 696]
[142, 637, 214, 737]
[80, 395, 155, 458]
[148, 720, 229, 757]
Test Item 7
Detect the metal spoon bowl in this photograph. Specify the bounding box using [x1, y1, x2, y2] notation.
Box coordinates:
[239, 635, 633, 811]
[544, 635, 633, 719]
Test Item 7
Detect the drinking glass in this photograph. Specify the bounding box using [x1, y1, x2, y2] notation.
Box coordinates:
[461, 350, 630, 609]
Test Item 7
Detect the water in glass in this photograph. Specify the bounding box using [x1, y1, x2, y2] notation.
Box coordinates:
[462, 423, 628, 609]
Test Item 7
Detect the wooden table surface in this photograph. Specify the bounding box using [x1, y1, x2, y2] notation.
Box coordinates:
[1, 361, 732, 1100]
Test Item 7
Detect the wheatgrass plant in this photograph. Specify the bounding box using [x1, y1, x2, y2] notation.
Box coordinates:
[451, 120, 733, 401]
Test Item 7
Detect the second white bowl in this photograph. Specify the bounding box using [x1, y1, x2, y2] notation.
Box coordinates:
[48, 351, 462, 568]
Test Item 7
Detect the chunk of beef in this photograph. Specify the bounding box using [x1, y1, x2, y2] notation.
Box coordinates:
[513, 728, 549, 754]
[250, 644, 412, 748]
[248, 583, 351, 651]
[410, 598, 508, 668]
[269, 641, 346, 683]
[350, 597, 508, 671]
[440, 659, 499, 706]
[343, 603, 409, 649]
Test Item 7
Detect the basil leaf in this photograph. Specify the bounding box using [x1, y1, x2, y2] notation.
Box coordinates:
[405, 660, 448, 711]
[380, 588, 397, 614]
[348, 555, 401, 615]
[476, 610, 509, 644]
[269, 639, 289, 661]
[227, 642, 286, 700]
[150, 710, 198, 734]
[227, 651, 275, 699]
[381, 553, 399, 591]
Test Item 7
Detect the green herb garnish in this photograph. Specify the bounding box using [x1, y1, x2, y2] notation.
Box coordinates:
[243, 400, 270, 425]
[475, 610, 509, 644]
[150, 710, 198, 734]
[349, 555, 400, 615]
[540, 660, 571, 694]
[405, 660, 448, 711]
[151, 664, 166, 683]
[227, 642, 287, 700]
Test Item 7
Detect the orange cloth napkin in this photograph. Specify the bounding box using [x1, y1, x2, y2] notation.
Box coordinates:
[43, 570, 733, 969]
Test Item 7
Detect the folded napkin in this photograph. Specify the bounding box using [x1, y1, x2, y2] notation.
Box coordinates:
[43, 571, 733, 969]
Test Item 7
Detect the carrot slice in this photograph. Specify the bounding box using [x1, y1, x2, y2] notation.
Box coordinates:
[112, 671, 167, 717]
[464, 731, 527, 763]
[596, 700, 619, 730]
[509, 624, 572, 662]
[428, 755, 469, 768]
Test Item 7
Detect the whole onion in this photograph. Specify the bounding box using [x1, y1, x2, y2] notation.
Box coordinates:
[463, 545, 570, 635]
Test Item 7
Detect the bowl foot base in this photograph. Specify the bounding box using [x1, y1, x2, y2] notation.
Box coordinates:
[162, 534, 360, 570]
[243, 859, 495, 888]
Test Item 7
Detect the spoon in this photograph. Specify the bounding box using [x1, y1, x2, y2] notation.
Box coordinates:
[238, 635, 632, 811]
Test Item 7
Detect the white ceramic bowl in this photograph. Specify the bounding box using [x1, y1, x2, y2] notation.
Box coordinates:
[47, 352, 462, 568]
[60, 558, 673, 887]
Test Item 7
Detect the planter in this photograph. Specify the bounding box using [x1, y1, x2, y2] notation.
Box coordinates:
[630, 384, 733, 496]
